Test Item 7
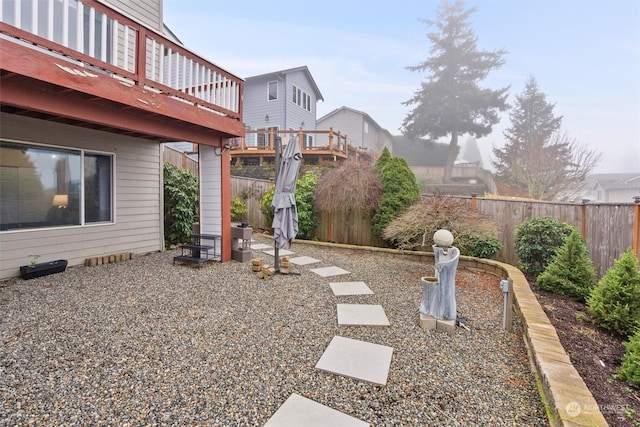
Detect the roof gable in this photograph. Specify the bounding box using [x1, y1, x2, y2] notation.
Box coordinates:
[245, 66, 323, 101]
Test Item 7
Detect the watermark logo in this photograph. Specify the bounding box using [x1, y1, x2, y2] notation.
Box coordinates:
[566, 401, 631, 418]
[566, 401, 582, 417]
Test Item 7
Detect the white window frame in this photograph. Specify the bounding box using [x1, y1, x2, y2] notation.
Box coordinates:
[268, 81, 278, 101]
[0, 138, 115, 232]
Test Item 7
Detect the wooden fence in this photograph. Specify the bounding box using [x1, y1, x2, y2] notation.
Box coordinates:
[472, 196, 636, 278]
[231, 177, 272, 230]
[163, 146, 199, 175]
[231, 177, 639, 278]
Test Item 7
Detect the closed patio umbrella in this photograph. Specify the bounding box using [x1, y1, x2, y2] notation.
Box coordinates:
[272, 136, 302, 252]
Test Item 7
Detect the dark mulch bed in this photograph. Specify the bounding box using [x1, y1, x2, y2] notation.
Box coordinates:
[530, 279, 640, 427]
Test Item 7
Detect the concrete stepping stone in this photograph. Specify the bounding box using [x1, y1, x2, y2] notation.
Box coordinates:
[251, 243, 272, 250]
[310, 266, 350, 277]
[263, 249, 295, 257]
[289, 256, 321, 265]
[315, 336, 393, 385]
[329, 281, 373, 296]
[264, 393, 369, 427]
[337, 304, 390, 326]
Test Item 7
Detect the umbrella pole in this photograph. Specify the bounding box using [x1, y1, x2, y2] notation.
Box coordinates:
[273, 136, 281, 272]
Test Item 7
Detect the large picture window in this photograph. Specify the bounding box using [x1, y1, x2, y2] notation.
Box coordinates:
[0, 140, 113, 231]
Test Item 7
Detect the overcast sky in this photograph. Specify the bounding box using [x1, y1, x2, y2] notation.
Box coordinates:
[163, 0, 640, 174]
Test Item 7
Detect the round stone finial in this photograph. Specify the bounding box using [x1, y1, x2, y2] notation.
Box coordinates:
[433, 229, 454, 247]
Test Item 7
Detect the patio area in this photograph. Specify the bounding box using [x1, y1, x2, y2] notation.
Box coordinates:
[0, 234, 546, 426]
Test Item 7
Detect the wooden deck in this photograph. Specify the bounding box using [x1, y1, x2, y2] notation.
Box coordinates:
[0, 0, 245, 144]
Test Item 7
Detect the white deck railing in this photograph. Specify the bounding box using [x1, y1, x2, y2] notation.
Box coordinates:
[0, 0, 242, 118]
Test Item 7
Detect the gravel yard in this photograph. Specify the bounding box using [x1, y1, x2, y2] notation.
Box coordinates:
[1, 235, 547, 426]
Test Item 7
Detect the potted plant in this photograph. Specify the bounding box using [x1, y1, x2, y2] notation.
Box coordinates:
[20, 254, 68, 280]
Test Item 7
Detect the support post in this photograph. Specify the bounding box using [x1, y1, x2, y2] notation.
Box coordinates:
[273, 135, 281, 272]
[633, 195, 640, 260]
[470, 193, 477, 210]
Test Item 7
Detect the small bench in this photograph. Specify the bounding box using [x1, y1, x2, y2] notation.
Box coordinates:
[173, 234, 221, 266]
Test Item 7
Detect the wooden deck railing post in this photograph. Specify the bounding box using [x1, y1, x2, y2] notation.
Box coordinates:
[328, 128, 334, 151]
[633, 195, 640, 259]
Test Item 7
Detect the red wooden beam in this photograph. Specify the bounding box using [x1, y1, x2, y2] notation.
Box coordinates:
[0, 40, 245, 141]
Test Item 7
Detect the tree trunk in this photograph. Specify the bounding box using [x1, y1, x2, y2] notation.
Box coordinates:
[443, 131, 459, 184]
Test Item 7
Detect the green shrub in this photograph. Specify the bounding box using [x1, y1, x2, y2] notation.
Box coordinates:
[294, 171, 318, 239]
[465, 235, 502, 259]
[536, 229, 596, 301]
[259, 170, 318, 240]
[231, 198, 247, 222]
[515, 217, 574, 276]
[260, 186, 275, 227]
[163, 162, 198, 247]
[373, 156, 420, 239]
[619, 327, 640, 386]
[587, 248, 640, 337]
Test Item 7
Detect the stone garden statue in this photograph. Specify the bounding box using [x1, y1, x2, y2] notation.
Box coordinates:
[419, 229, 460, 334]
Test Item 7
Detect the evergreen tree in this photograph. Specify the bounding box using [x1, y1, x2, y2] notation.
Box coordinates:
[374, 146, 392, 173]
[402, 0, 508, 183]
[493, 77, 600, 200]
[619, 327, 640, 386]
[373, 156, 420, 239]
[536, 228, 596, 302]
[588, 248, 640, 337]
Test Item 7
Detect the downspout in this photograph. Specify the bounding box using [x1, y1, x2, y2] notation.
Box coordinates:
[281, 73, 286, 131]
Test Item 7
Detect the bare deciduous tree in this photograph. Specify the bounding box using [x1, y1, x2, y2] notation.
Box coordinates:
[493, 77, 601, 200]
[315, 163, 382, 242]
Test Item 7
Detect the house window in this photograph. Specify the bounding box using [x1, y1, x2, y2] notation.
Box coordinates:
[303, 135, 313, 148]
[256, 127, 278, 147]
[0, 140, 113, 231]
[292, 85, 312, 112]
[268, 81, 278, 101]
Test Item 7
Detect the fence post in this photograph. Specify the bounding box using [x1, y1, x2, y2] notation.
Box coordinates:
[470, 193, 477, 210]
[581, 199, 589, 240]
[634, 195, 640, 260]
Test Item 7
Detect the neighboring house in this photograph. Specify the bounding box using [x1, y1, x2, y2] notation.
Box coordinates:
[581, 174, 640, 202]
[0, 0, 244, 279]
[317, 106, 394, 157]
[392, 135, 496, 194]
[232, 66, 349, 165]
[244, 66, 322, 147]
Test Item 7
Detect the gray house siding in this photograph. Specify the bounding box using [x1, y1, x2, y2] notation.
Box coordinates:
[317, 107, 393, 155]
[243, 75, 284, 145]
[0, 113, 162, 280]
[102, 0, 163, 31]
[284, 70, 316, 132]
[243, 67, 322, 147]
